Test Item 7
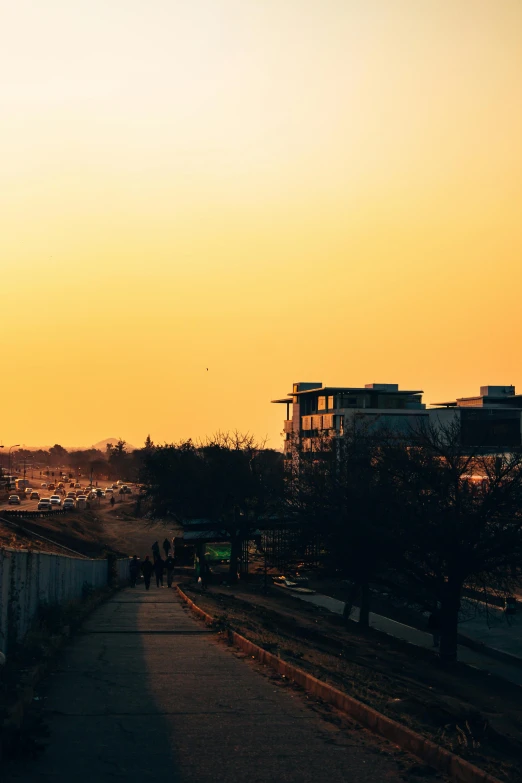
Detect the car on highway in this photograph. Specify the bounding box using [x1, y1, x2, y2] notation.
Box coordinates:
[41, 482, 47, 488]
[66, 491, 76, 498]
[74, 483, 81, 488]
[112, 483, 119, 489]
[38, 498, 52, 510]
[8, 495, 21, 505]
[48, 484, 55, 490]
[30, 491, 40, 500]
[24, 487, 33, 496]
[50, 495, 62, 506]
[105, 488, 113, 495]
[63, 498, 75, 510]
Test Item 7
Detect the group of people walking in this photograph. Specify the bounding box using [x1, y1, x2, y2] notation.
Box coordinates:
[129, 538, 175, 590]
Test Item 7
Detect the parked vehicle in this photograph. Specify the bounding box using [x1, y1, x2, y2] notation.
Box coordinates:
[8, 495, 21, 505]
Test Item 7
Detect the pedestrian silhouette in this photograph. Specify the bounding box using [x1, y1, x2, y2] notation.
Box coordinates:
[129, 555, 140, 588]
[154, 557, 165, 588]
[165, 555, 175, 588]
[141, 556, 154, 590]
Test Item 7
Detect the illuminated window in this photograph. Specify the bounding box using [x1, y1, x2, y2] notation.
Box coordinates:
[318, 396, 326, 410]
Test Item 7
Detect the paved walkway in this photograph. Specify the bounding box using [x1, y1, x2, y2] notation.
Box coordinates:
[282, 590, 522, 687]
[5, 588, 418, 783]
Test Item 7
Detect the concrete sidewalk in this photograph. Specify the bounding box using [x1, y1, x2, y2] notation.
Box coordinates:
[5, 588, 419, 783]
[285, 590, 522, 687]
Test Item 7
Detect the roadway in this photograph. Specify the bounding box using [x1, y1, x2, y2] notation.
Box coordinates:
[3, 588, 422, 783]
[281, 589, 522, 687]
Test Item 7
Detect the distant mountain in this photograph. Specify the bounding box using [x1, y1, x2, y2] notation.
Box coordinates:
[91, 438, 138, 453]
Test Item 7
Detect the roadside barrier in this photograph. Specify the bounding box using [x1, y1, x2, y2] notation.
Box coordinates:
[3, 509, 66, 519]
[0, 548, 129, 654]
[177, 586, 502, 783]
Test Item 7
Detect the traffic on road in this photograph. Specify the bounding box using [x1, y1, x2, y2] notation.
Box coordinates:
[0, 476, 136, 513]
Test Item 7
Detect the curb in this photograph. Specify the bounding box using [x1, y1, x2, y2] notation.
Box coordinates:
[177, 586, 502, 783]
[457, 632, 522, 671]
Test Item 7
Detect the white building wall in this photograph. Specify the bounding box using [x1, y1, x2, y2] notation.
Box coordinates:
[0, 549, 130, 654]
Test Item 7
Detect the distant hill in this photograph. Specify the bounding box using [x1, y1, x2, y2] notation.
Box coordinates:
[91, 438, 138, 453]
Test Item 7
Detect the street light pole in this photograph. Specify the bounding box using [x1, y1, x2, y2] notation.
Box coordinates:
[8, 445, 20, 477]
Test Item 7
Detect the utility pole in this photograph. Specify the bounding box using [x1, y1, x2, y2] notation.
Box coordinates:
[8, 445, 20, 477]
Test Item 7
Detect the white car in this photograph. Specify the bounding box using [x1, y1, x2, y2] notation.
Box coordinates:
[50, 495, 62, 506]
[24, 487, 33, 496]
[38, 498, 52, 510]
[63, 498, 75, 510]
[41, 482, 48, 488]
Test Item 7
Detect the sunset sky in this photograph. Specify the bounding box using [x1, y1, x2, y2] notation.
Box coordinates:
[1, 0, 522, 449]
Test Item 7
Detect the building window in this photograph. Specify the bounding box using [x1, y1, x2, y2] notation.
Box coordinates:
[328, 395, 334, 410]
[318, 396, 326, 411]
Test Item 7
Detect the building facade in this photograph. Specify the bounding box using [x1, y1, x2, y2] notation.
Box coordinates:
[429, 385, 522, 451]
[272, 381, 427, 465]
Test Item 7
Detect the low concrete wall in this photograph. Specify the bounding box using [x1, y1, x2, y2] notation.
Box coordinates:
[0, 548, 129, 653]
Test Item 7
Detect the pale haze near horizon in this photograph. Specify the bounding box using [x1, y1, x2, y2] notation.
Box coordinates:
[1, 0, 521, 449]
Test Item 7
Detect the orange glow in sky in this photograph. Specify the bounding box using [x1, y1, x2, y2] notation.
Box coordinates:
[1, 0, 521, 448]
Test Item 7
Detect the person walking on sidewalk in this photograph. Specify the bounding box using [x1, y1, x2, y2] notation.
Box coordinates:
[154, 557, 165, 588]
[165, 555, 175, 588]
[152, 541, 160, 560]
[163, 538, 171, 558]
[129, 555, 140, 588]
[428, 608, 441, 648]
[141, 556, 154, 591]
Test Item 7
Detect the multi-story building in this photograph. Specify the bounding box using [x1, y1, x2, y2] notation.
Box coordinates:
[429, 385, 522, 451]
[272, 381, 427, 464]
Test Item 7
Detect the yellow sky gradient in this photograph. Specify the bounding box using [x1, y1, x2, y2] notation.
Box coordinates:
[1, 0, 522, 449]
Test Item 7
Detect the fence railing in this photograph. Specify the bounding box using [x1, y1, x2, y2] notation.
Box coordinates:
[0, 548, 130, 654]
[2, 509, 67, 519]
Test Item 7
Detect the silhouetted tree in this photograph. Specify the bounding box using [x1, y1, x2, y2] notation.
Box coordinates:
[289, 427, 402, 627]
[383, 419, 522, 663]
[141, 432, 284, 582]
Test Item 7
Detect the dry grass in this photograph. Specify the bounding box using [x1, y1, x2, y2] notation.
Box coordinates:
[184, 584, 522, 783]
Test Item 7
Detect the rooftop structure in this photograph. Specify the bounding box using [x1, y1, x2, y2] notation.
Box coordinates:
[429, 385, 522, 452]
[433, 385, 522, 409]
